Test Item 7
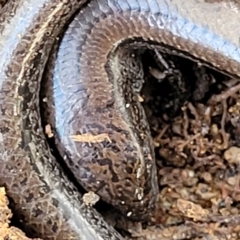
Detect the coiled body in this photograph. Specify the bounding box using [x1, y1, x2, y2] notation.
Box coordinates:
[0, 0, 240, 239]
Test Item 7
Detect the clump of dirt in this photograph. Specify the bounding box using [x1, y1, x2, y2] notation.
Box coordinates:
[0, 187, 42, 240]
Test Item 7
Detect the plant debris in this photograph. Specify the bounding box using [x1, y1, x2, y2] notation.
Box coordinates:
[129, 48, 240, 239]
[71, 133, 111, 144]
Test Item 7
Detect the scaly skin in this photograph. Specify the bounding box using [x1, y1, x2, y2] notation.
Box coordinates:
[0, 0, 240, 239]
